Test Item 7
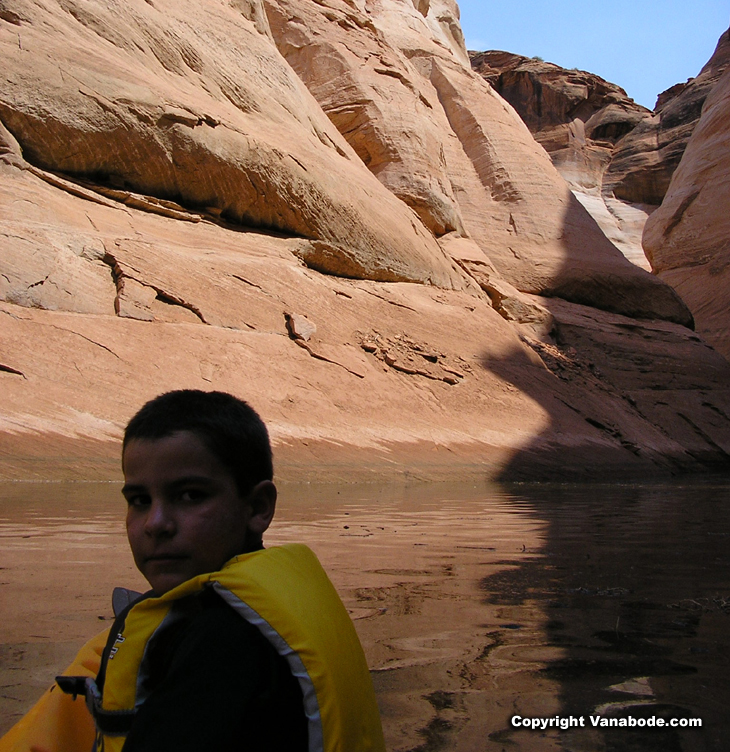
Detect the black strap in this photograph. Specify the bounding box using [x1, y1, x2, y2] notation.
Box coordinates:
[55, 676, 136, 735]
[54, 587, 150, 737]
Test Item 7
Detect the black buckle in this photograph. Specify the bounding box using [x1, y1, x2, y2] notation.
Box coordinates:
[55, 675, 88, 700]
[56, 676, 135, 735]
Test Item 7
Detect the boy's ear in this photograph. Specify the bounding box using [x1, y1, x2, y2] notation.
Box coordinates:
[245, 480, 277, 537]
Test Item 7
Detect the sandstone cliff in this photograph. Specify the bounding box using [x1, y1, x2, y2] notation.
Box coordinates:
[643, 61, 730, 362]
[471, 35, 730, 272]
[1, 0, 728, 481]
[607, 28, 730, 207]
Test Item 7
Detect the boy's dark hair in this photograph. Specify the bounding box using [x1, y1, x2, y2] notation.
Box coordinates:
[123, 390, 273, 495]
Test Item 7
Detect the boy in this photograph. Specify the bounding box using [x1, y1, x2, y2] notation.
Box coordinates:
[1, 390, 384, 752]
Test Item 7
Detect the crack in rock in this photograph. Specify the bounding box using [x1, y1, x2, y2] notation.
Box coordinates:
[25, 166, 119, 209]
[157, 107, 219, 129]
[27, 275, 49, 289]
[22, 163, 205, 223]
[359, 331, 469, 385]
[678, 412, 730, 458]
[0, 363, 26, 378]
[90, 185, 204, 222]
[46, 324, 121, 360]
[294, 339, 365, 379]
[359, 288, 418, 312]
[102, 250, 207, 324]
[151, 289, 207, 323]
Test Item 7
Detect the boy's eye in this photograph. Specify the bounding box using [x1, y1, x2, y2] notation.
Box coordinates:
[126, 494, 151, 509]
[179, 489, 207, 503]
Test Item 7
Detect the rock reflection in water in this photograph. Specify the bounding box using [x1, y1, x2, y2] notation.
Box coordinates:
[477, 483, 730, 752]
[0, 481, 728, 751]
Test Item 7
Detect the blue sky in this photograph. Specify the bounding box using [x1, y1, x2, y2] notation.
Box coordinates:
[458, 1, 729, 109]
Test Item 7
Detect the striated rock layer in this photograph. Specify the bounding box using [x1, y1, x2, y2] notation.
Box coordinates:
[262, 0, 689, 323]
[470, 50, 649, 178]
[0, 0, 728, 481]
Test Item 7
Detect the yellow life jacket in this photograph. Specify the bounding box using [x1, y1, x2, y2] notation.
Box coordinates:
[0, 544, 385, 752]
[0, 630, 106, 752]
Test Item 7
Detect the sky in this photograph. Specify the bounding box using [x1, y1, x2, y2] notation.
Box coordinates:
[458, 1, 729, 109]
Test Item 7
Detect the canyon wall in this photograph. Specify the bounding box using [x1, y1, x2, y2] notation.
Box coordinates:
[643, 62, 730, 362]
[1, 0, 729, 481]
[472, 32, 730, 273]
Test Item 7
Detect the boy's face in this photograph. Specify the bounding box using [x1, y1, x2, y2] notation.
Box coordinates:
[122, 430, 271, 595]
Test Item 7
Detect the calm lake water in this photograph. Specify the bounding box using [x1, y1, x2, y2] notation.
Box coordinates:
[1, 480, 729, 751]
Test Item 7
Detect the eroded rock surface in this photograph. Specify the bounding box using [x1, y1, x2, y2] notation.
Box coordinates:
[0, 0, 466, 288]
[265, 0, 690, 323]
[643, 66, 730, 362]
[471, 33, 730, 273]
[470, 50, 649, 171]
[607, 27, 730, 207]
[0, 0, 728, 481]
[470, 50, 656, 267]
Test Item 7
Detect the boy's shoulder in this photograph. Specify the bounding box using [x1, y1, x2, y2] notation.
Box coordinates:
[122, 586, 308, 750]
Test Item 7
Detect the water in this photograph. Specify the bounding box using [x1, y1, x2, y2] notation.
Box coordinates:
[1, 480, 728, 751]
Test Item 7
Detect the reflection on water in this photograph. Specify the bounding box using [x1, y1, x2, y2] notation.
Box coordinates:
[479, 483, 730, 752]
[0, 480, 728, 750]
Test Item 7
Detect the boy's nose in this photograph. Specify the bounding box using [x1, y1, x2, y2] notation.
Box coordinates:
[143, 498, 176, 537]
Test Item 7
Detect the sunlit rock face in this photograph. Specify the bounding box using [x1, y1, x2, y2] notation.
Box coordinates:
[0, 0, 728, 481]
[0, 0, 467, 288]
[470, 50, 657, 269]
[471, 33, 730, 274]
[265, 0, 689, 322]
[470, 50, 650, 181]
[643, 63, 730, 362]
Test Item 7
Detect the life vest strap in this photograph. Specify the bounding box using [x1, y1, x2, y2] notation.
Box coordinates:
[56, 676, 136, 736]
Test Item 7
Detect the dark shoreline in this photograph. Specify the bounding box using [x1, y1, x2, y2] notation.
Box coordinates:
[2, 431, 730, 485]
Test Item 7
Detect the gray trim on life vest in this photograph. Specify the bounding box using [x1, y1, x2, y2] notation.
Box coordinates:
[112, 587, 143, 618]
[84, 677, 137, 736]
[55, 676, 136, 736]
[134, 598, 197, 711]
[211, 581, 325, 752]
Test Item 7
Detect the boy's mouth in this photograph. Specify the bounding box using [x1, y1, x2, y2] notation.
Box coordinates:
[145, 554, 188, 564]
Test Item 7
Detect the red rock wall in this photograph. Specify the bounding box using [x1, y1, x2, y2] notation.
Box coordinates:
[643, 65, 730, 361]
[0, 0, 728, 480]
